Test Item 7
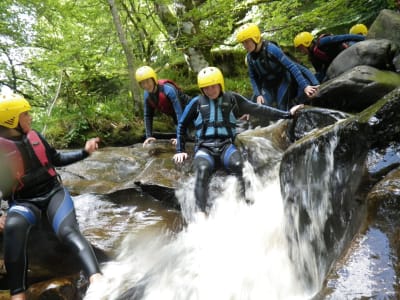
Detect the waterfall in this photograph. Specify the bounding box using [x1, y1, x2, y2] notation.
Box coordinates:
[84, 138, 321, 300]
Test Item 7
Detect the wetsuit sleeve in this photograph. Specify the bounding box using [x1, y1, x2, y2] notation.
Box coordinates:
[37, 132, 89, 167]
[318, 34, 365, 47]
[176, 96, 199, 153]
[143, 92, 155, 138]
[247, 53, 262, 97]
[268, 43, 309, 91]
[232, 92, 291, 120]
[164, 84, 183, 121]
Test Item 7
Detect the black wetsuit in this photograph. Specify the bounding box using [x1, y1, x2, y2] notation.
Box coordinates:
[0, 130, 101, 296]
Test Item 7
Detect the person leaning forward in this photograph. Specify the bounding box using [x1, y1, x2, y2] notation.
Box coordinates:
[293, 31, 365, 82]
[173, 67, 303, 215]
[0, 93, 102, 300]
[135, 66, 191, 147]
[236, 23, 319, 111]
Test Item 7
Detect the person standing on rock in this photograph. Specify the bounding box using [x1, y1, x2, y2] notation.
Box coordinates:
[236, 23, 319, 110]
[173, 67, 303, 215]
[0, 93, 102, 300]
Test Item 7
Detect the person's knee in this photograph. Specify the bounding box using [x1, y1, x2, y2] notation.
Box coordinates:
[226, 152, 243, 175]
[195, 157, 213, 181]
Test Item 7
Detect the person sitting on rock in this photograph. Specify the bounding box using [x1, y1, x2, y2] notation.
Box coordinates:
[0, 93, 102, 300]
[172, 67, 303, 215]
[293, 31, 365, 82]
[236, 23, 319, 110]
[135, 66, 192, 147]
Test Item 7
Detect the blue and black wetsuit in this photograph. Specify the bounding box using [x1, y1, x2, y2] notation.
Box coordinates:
[247, 41, 316, 110]
[176, 91, 292, 212]
[144, 83, 185, 139]
[0, 130, 101, 296]
[309, 33, 365, 82]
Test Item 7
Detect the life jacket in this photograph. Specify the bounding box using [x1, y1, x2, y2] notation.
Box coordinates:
[312, 33, 349, 64]
[195, 92, 237, 141]
[147, 79, 190, 115]
[247, 41, 286, 85]
[0, 130, 56, 192]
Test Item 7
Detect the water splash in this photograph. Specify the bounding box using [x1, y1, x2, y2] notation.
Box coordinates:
[85, 143, 311, 300]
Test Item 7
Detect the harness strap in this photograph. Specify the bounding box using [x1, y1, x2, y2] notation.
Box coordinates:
[0, 131, 57, 192]
[27, 130, 57, 177]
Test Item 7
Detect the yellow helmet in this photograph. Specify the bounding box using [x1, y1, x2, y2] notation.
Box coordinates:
[236, 23, 261, 44]
[349, 23, 368, 35]
[294, 31, 314, 48]
[0, 93, 31, 128]
[197, 67, 225, 92]
[135, 66, 157, 83]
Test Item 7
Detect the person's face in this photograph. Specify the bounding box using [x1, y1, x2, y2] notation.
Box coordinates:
[140, 78, 156, 93]
[242, 38, 257, 53]
[296, 45, 309, 55]
[19, 111, 32, 134]
[202, 84, 221, 100]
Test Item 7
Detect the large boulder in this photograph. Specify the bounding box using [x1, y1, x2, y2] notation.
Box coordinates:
[367, 9, 400, 46]
[312, 65, 400, 112]
[326, 39, 400, 80]
[279, 86, 400, 291]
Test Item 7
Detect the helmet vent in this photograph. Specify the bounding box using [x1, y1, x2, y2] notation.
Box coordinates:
[4, 117, 15, 126]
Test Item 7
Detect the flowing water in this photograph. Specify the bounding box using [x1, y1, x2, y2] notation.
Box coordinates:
[77, 136, 398, 299]
[82, 139, 317, 300]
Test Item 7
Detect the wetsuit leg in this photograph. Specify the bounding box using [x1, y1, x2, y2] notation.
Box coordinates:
[4, 203, 40, 295]
[193, 149, 215, 212]
[222, 144, 246, 199]
[46, 187, 101, 277]
[276, 72, 292, 111]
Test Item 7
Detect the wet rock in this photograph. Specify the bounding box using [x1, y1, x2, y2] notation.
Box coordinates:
[367, 167, 400, 207]
[368, 9, 400, 46]
[366, 142, 400, 180]
[312, 66, 400, 112]
[326, 39, 400, 80]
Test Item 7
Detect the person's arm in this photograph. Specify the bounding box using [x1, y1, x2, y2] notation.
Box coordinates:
[269, 43, 319, 98]
[164, 84, 183, 120]
[176, 96, 198, 153]
[233, 92, 293, 120]
[247, 53, 262, 98]
[143, 94, 155, 139]
[41, 132, 100, 167]
[269, 43, 309, 91]
[318, 34, 365, 47]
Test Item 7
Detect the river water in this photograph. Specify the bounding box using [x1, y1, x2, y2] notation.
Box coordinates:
[72, 141, 398, 300]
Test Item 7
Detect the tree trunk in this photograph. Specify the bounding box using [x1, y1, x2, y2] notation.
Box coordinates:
[107, 0, 141, 115]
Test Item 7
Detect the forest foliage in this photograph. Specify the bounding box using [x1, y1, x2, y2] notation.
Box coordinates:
[0, 0, 393, 147]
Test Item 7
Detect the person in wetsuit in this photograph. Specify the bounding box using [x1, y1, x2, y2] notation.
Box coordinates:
[135, 65, 191, 147]
[0, 93, 102, 300]
[172, 67, 303, 214]
[236, 23, 319, 110]
[293, 31, 365, 82]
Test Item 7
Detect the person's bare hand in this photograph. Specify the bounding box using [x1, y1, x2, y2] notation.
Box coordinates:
[256, 95, 265, 105]
[143, 137, 156, 147]
[173, 152, 188, 164]
[85, 137, 100, 154]
[239, 114, 250, 121]
[0, 214, 6, 232]
[290, 104, 304, 116]
[304, 85, 319, 98]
